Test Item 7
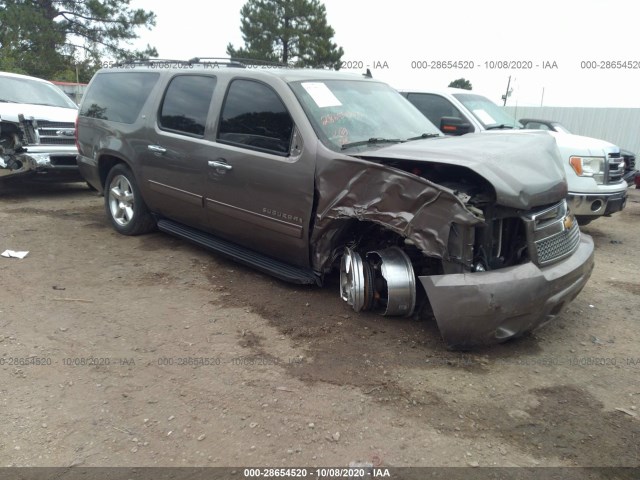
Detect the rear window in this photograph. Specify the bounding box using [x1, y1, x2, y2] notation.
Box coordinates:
[158, 75, 217, 137]
[80, 72, 160, 123]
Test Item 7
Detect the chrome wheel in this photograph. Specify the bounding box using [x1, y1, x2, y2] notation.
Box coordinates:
[108, 174, 135, 227]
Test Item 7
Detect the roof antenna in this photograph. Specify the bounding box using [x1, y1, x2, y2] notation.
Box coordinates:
[363, 68, 372, 78]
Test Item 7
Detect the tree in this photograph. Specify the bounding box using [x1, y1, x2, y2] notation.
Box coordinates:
[448, 78, 472, 90]
[227, 0, 344, 69]
[0, 0, 157, 82]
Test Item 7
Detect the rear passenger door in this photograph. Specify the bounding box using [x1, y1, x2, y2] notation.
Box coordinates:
[203, 78, 314, 268]
[139, 74, 217, 230]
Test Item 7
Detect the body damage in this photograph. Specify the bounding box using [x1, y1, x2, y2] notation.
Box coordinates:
[358, 131, 568, 210]
[0, 116, 38, 178]
[310, 131, 595, 347]
[1, 104, 79, 181]
[310, 155, 483, 272]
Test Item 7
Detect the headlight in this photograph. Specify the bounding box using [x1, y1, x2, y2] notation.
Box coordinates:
[569, 156, 605, 183]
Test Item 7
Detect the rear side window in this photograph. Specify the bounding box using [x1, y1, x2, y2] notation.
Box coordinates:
[217, 79, 293, 155]
[80, 72, 159, 123]
[159, 75, 217, 137]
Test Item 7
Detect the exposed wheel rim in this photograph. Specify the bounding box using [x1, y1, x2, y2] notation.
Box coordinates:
[339, 247, 365, 312]
[108, 174, 135, 227]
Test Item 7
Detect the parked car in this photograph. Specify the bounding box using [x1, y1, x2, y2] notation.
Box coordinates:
[401, 89, 629, 224]
[519, 118, 638, 188]
[76, 60, 594, 348]
[0, 71, 80, 182]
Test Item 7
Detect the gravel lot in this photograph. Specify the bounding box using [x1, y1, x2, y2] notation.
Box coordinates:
[1, 179, 638, 471]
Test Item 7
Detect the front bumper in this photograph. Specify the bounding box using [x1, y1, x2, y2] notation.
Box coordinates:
[419, 233, 595, 348]
[0, 149, 79, 180]
[568, 190, 627, 216]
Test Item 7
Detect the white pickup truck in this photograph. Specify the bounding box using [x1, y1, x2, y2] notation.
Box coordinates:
[401, 88, 628, 225]
[0, 71, 79, 182]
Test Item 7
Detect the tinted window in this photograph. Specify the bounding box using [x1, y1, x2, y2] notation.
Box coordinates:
[218, 80, 293, 154]
[406, 93, 465, 127]
[159, 75, 217, 137]
[80, 72, 159, 123]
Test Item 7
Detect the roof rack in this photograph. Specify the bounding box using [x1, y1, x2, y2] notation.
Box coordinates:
[113, 58, 193, 67]
[113, 57, 292, 69]
[193, 57, 296, 69]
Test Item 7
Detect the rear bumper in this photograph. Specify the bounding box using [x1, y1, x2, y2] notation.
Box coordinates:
[419, 233, 595, 348]
[568, 190, 627, 216]
[77, 154, 103, 193]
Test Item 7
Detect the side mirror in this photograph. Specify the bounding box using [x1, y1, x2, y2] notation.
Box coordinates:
[440, 116, 471, 136]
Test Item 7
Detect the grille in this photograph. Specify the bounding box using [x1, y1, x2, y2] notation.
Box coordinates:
[622, 152, 636, 171]
[36, 120, 76, 146]
[534, 221, 580, 265]
[606, 153, 624, 184]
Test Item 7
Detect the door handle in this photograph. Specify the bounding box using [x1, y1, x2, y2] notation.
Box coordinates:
[148, 145, 167, 153]
[208, 160, 233, 171]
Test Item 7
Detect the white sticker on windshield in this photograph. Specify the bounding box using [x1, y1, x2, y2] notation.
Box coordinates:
[472, 109, 496, 125]
[301, 82, 342, 108]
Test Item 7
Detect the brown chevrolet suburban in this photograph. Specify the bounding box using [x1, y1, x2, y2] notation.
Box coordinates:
[76, 59, 595, 347]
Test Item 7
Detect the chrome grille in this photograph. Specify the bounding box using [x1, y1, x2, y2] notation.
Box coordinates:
[522, 200, 581, 266]
[534, 221, 580, 265]
[606, 152, 624, 184]
[36, 120, 76, 146]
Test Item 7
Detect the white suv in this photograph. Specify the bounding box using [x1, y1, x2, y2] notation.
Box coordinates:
[0, 71, 79, 182]
[401, 88, 628, 225]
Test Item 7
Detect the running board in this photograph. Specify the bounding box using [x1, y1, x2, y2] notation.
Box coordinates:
[157, 219, 320, 285]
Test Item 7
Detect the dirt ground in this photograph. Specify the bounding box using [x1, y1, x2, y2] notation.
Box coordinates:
[1, 178, 639, 471]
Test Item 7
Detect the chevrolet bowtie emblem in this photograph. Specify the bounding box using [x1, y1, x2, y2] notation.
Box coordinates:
[563, 216, 574, 230]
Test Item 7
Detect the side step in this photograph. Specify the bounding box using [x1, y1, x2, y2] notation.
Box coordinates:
[157, 219, 320, 285]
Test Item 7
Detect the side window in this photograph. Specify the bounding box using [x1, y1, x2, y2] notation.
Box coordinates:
[406, 93, 466, 129]
[159, 75, 217, 137]
[218, 79, 293, 155]
[80, 72, 160, 123]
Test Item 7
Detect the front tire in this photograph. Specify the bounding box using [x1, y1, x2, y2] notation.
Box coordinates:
[104, 164, 156, 235]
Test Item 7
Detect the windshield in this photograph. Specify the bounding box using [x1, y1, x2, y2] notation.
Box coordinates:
[290, 80, 441, 151]
[453, 93, 522, 129]
[0, 76, 77, 108]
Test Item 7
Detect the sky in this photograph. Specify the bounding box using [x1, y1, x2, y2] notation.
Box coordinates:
[125, 0, 640, 108]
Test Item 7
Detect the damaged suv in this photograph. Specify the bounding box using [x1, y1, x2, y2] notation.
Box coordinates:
[0, 71, 79, 182]
[76, 60, 594, 347]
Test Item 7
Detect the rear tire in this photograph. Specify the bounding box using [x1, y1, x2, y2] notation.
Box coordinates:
[104, 164, 156, 235]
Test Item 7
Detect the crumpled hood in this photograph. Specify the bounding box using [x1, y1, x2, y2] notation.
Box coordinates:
[0, 103, 77, 123]
[357, 130, 568, 210]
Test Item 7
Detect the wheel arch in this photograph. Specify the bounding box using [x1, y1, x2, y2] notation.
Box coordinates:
[98, 153, 133, 190]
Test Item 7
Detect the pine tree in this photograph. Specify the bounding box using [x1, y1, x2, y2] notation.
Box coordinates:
[227, 0, 344, 69]
[0, 0, 157, 81]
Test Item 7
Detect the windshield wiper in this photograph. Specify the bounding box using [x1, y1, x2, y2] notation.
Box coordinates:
[341, 137, 403, 150]
[0, 99, 19, 103]
[486, 124, 515, 130]
[405, 133, 440, 141]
